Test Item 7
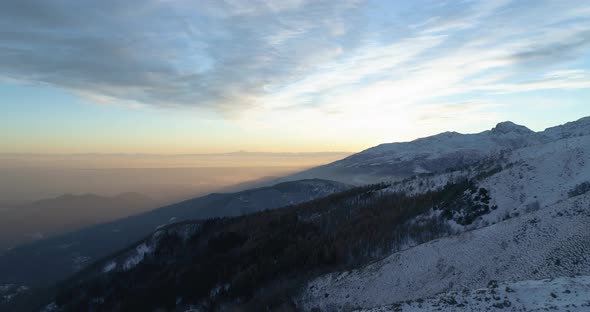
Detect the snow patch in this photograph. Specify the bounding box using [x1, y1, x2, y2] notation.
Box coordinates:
[102, 261, 117, 273]
[123, 243, 151, 270]
[358, 276, 590, 312]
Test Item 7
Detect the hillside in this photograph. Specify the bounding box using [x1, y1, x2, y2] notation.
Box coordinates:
[300, 133, 590, 311]
[0, 179, 348, 292]
[300, 193, 590, 310]
[43, 181, 493, 311]
[358, 276, 590, 312]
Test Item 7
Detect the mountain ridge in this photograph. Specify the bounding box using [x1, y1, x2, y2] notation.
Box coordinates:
[284, 117, 590, 185]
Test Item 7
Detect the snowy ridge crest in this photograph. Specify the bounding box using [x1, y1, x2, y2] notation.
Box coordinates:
[293, 116, 590, 185]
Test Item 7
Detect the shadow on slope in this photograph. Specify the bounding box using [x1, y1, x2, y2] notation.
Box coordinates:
[0, 179, 348, 290]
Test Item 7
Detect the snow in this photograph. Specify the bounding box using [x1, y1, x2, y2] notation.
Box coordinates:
[543, 116, 590, 140]
[40, 302, 58, 312]
[412, 166, 430, 174]
[0, 283, 29, 304]
[383, 170, 472, 195]
[357, 276, 590, 312]
[209, 283, 230, 298]
[337, 121, 543, 167]
[102, 261, 116, 273]
[299, 122, 590, 311]
[299, 194, 590, 311]
[100, 223, 203, 275]
[379, 134, 590, 231]
[492, 121, 533, 135]
[122, 243, 151, 270]
[300, 118, 590, 185]
[479, 135, 590, 225]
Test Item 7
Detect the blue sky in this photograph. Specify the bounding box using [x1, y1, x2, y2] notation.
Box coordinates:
[1, 0, 590, 153]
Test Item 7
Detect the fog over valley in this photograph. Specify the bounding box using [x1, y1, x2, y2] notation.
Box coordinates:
[0, 152, 349, 249]
[0, 152, 350, 203]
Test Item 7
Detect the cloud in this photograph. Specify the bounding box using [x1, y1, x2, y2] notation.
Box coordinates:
[509, 31, 590, 64]
[478, 70, 590, 93]
[0, 0, 363, 114]
[1, 0, 589, 120]
[420, 0, 512, 34]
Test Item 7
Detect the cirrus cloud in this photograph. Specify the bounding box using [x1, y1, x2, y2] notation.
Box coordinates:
[1, 0, 589, 122]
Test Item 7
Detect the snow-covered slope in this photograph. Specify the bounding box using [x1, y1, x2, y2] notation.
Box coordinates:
[358, 276, 590, 312]
[288, 117, 590, 185]
[478, 135, 590, 225]
[543, 116, 590, 140]
[370, 133, 590, 231]
[300, 193, 590, 311]
[299, 132, 590, 311]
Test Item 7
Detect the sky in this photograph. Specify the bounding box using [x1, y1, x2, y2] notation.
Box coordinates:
[1, 0, 590, 154]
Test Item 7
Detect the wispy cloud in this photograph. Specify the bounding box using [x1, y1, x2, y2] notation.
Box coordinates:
[1, 0, 589, 124]
[0, 0, 363, 114]
[479, 69, 590, 93]
[414, 101, 502, 123]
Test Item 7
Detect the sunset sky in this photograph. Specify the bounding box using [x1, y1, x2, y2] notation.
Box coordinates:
[1, 0, 590, 154]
